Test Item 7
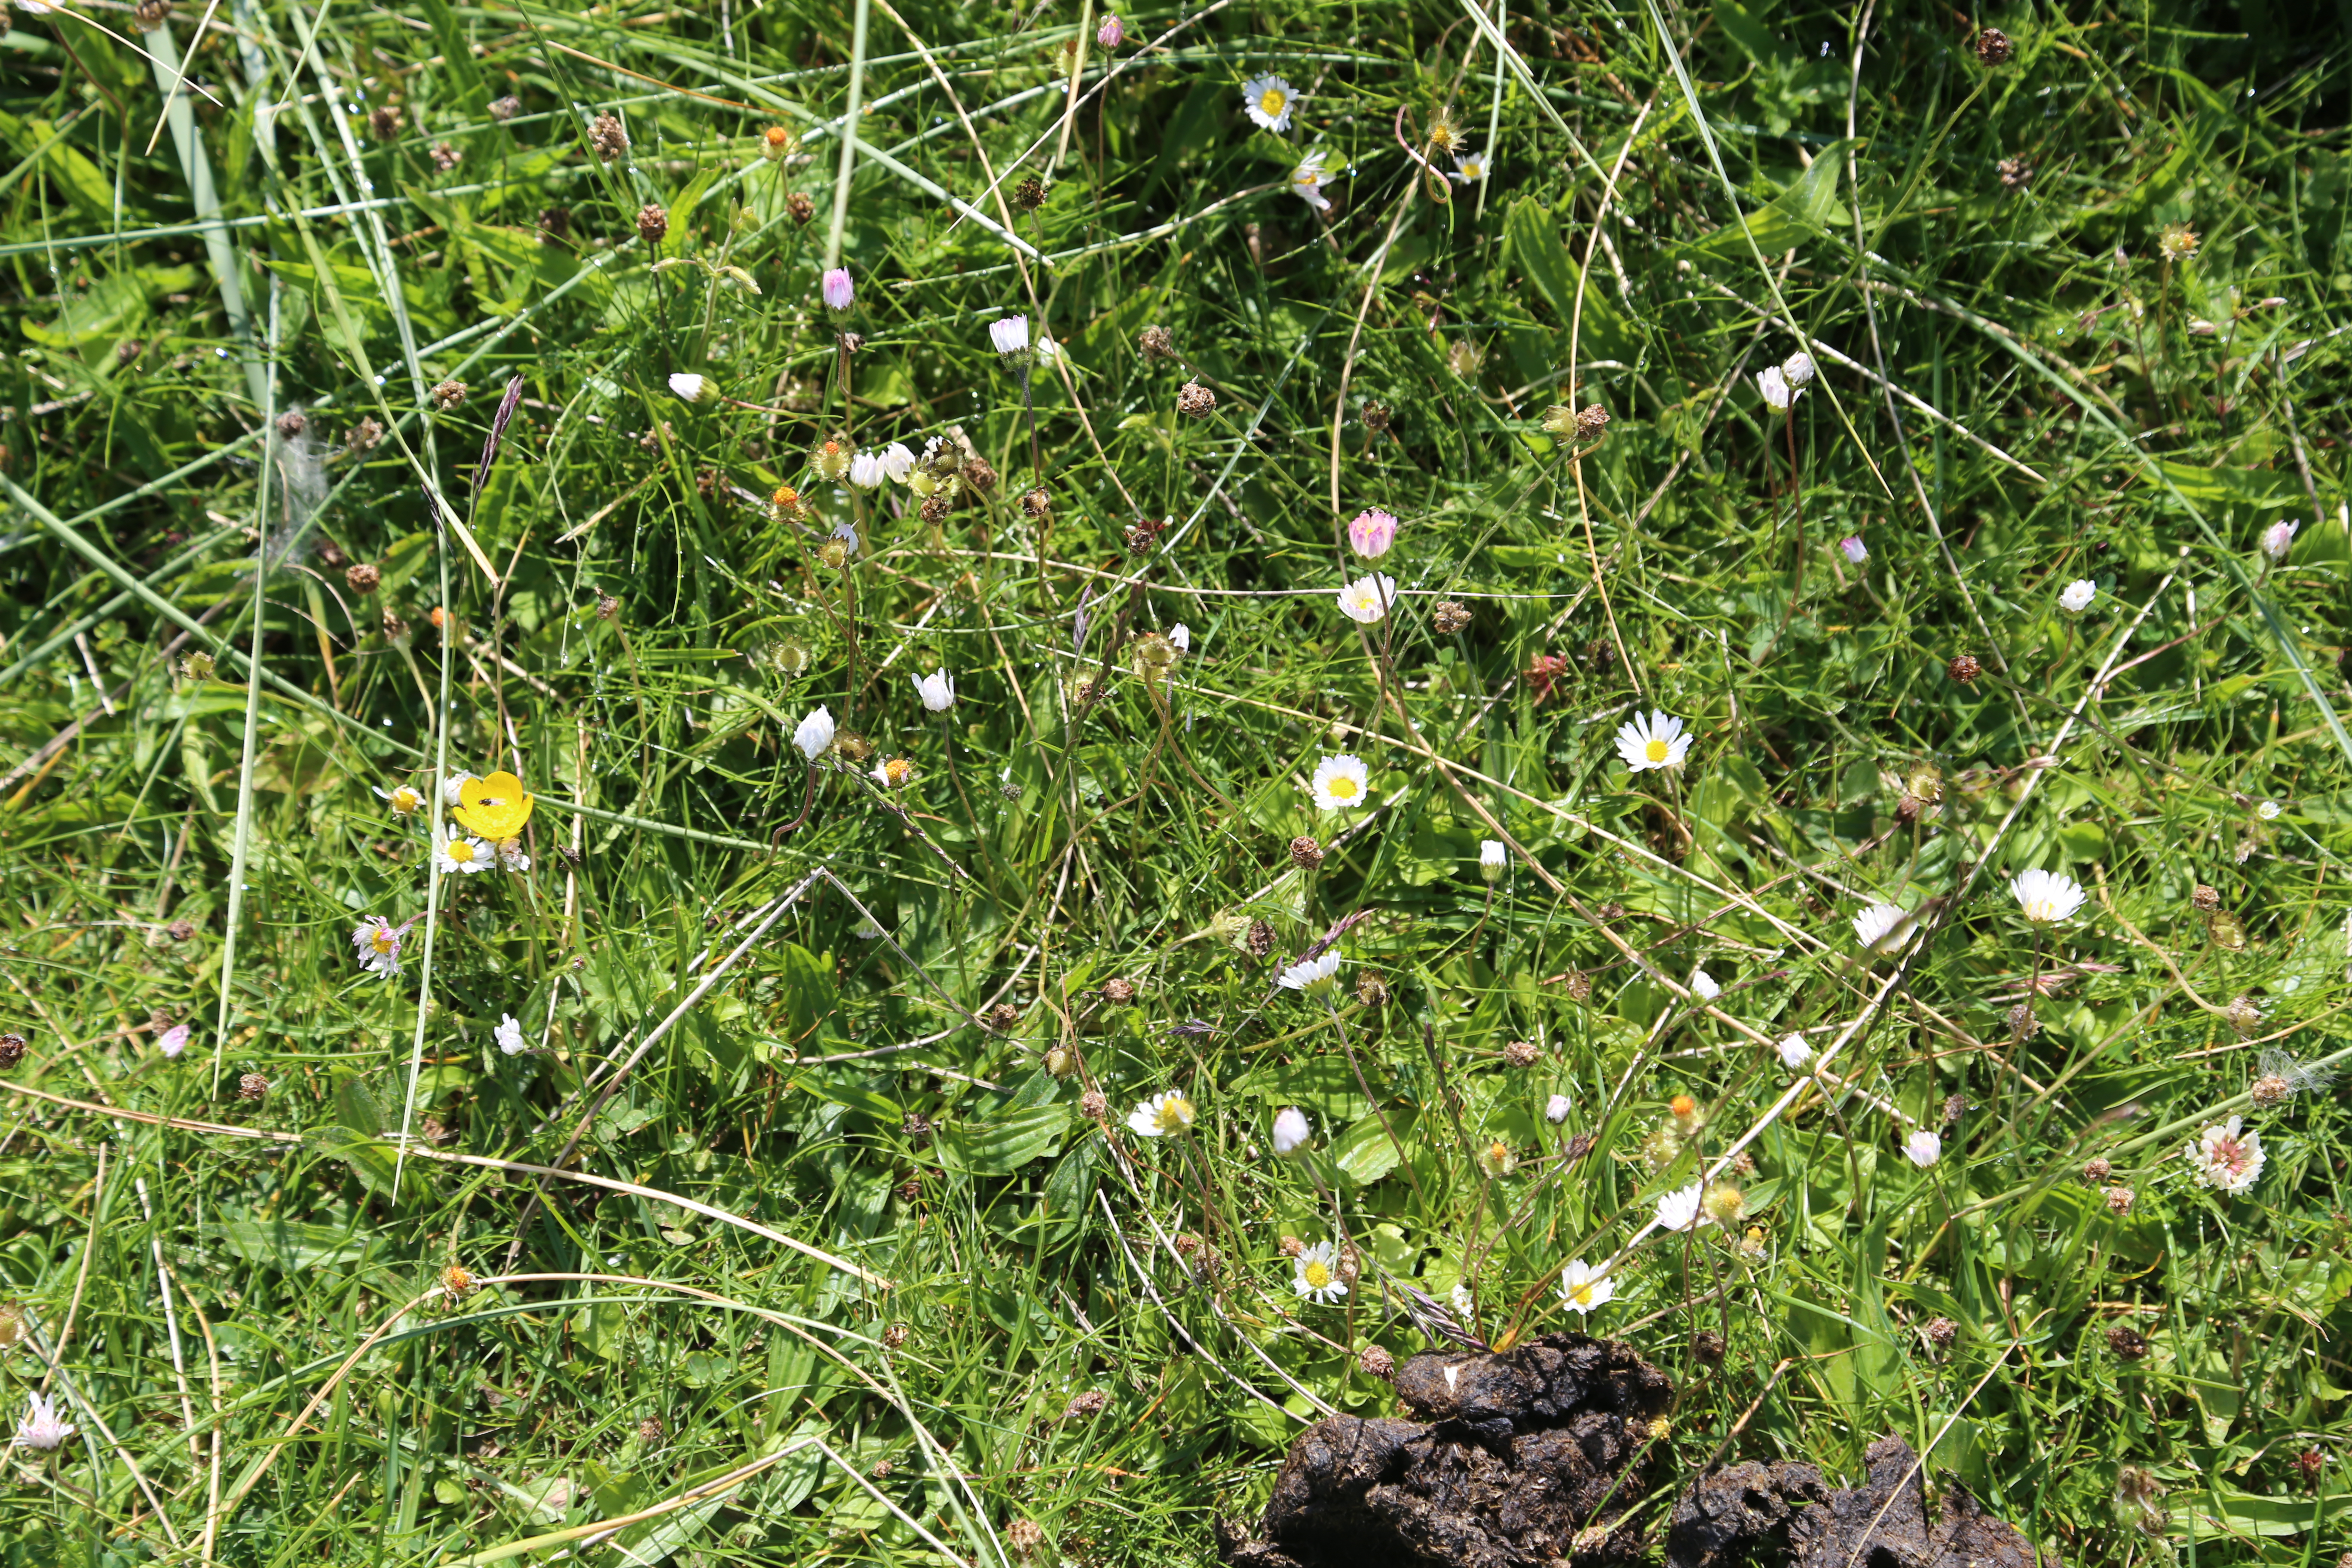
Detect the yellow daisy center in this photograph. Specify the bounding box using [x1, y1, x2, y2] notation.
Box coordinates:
[1570, 1281, 1593, 1305]
[1302, 1260, 1332, 1290]
[1259, 88, 1287, 117]
[448, 840, 477, 863]
[1645, 738, 1671, 763]
[391, 788, 420, 812]
[882, 759, 913, 787]
[370, 931, 398, 954]
[1328, 776, 1358, 799]
[1155, 1097, 1193, 1133]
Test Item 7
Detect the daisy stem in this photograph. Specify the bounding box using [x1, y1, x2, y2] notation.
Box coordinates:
[1322, 995, 1430, 1213]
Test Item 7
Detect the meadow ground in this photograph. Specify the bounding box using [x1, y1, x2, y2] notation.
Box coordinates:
[2, 0, 2351, 1563]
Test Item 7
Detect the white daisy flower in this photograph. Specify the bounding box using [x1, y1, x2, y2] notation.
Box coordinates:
[351, 916, 414, 978]
[1449, 150, 1489, 184]
[12, 1393, 75, 1451]
[1777, 1032, 1813, 1069]
[435, 830, 493, 875]
[2258, 800, 2282, 821]
[1276, 950, 1343, 994]
[914, 671, 956, 711]
[1839, 536, 1868, 564]
[1903, 1130, 1942, 1167]
[1781, 351, 1816, 389]
[1654, 1181, 1709, 1232]
[1614, 709, 1692, 772]
[375, 782, 426, 816]
[1335, 573, 1396, 624]
[848, 450, 888, 489]
[1310, 753, 1370, 811]
[1290, 1240, 1347, 1303]
[2058, 579, 2096, 613]
[495, 1013, 525, 1056]
[1289, 150, 1338, 211]
[668, 372, 717, 406]
[1689, 968, 1720, 1001]
[2185, 1115, 2264, 1193]
[1757, 365, 1794, 411]
[2262, 520, 2298, 561]
[989, 315, 1030, 358]
[157, 1023, 190, 1059]
[1241, 72, 1296, 132]
[1480, 839, 1506, 882]
[793, 705, 836, 761]
[1272, 1107, 1311, 1155]
[1545, 1093, 1571, 1124]
[1851, 903, 1913, 954]
[1557, 1259, 1614, 1315]
[2009, 867, 2086, 924]
[1169, 623, 1192, 653]
[442, 771, 476, 808]
[880, 442, 917, 483]
[1450, 1281, 1475, 1316]
[1126, 1090, 1197, 1137]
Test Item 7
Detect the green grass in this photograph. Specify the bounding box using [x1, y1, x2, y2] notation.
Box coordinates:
[2, 0, 2351, 1563]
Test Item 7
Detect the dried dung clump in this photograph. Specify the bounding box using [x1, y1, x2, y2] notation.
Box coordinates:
[1665, 1433, 2056, 1568]
[1216, 1333, 1673, 1568]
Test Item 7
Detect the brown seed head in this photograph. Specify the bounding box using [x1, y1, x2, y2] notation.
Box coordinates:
[489, 95, 521, 122]
[132, 0, 171, 31]
[637, 1415, 665, 1441]
[1357, 1344, 1396, 1381]
[596, 593, 621, 622]
[1139, 324, 1175, 360]
[276, 410, 308, 440]
[1063, 1389, 1108, 1419]
[1289, 835, 1325, 870]
[1362, 401, 1393, 435]
[2007, 1002, 2039, 1042]
[1922, 1316, 1959, 1348]
[1974, 26, 2012, 64]
[1563, 969, 1593, 1003]
[429, 141, 462, 174]
[1007, 1519, 1047, 1557]
[1948, 653, 1982, 683]
[237, 1071, 269, 1102]
[2193, 883, 2222, 911]
[1176, 380, 1216, 419]
[1575, 404, 1610, 438]
[588, 111, 630, 162]
[2082, 1157, 2113, 1183]
[345, 416, 384, 455]
[1942, 1093, 1969, 1126]
[167, 919, 195, 942]
[2104, 1185, 2136, 1214]
[635, 204, 668, 245]
[1278, 1234, 1305, 1257]
[2250, 1073, 2292, 1107]
[430, 379, 467, 412]
[1503, 1039, 1540, 1068]
[1433, 599, 1473, 634]
[902, 1112, 934, 1145]
[985, 1003, 1023, 1032]
[537, 206, 573, 243]
[896, 1176, 922, 1203]
[1246, 918, 1275, 959]
[785, 190, 816, 225]
[369, 105, 402, 141]
[1693, 1329, 1727, 1363]
[882, 1322, 910, 1350]
[1020, 488, 1051, 520]
[343, 561, 381, 595]
[1011, 175, 1048, 212]
[0, 1035, 24, 1071]
[2107, 1323, 2149, 1359]
[1565, 1131, 1596, 1162]
[1078, 1088, 1108, 1121]
[2295, 1449, 2328, 1489]
[1997, 156, 2032, 189]
[2226, 995, 2262, 1036]
[1895, 793, 1924, 825]
[1100, 977, 1137, 1006]
[962, 456, 998, 494]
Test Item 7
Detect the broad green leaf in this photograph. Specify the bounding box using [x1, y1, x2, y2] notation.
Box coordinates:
[938, 1102, 1073, 1176]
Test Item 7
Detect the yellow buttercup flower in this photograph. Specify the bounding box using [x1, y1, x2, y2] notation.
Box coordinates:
[451, 771, 533, 840]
